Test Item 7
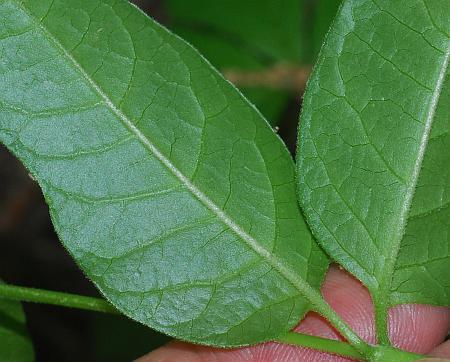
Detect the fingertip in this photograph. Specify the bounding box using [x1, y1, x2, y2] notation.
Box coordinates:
[134, 341, 253, 362]
[429, 340, 450, 359]
[135, 266, 450, 362]
[320, 265, 375, 344]
[389, 304, 450, 354]
[134, 342, 206, 362]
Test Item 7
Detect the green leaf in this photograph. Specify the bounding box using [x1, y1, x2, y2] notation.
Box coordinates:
[0, 0, 328, 346]
[297, 0, 450, 342]
[164, 0, 304, 124]
[0, 284, 34, 362]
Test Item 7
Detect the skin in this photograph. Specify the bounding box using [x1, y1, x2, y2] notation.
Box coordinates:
[136, 265, 450, 362]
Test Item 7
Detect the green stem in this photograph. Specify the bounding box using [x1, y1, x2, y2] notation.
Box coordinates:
[276, 332, 364, 360]
[0, 285, 426, 361]
[311, 297, 373, 358]
[276, 333, 425, 362]
[373, 293, 390, 345]
[370, 346, 425, 362]
[0, 283, 119, 314]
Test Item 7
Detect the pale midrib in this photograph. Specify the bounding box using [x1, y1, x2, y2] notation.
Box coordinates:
[17, 2, 324, 312]
[379, 41, 450, 298]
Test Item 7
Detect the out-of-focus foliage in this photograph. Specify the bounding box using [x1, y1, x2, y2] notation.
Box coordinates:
[0, 282, 34, 362]
[312, 0, 342, 57]
[92, 314, 170, 361]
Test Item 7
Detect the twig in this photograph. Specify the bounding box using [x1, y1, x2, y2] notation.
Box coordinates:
[223, 63, 312, 93]
[0, 283, 119, 314]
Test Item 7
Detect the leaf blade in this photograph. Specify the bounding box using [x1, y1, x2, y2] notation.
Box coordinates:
[0, 0, 328, 346]
[296, 0, 450, 339]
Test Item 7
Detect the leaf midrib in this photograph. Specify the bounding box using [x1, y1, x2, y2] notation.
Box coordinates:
[15, 0, 324, 307]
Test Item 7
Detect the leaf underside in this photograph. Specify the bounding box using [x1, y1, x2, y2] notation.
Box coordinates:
[0, 0, 328, 346]
[297, 0, 450, 310]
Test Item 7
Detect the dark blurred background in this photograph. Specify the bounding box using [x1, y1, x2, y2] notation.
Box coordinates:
[0, 1, 341, 361]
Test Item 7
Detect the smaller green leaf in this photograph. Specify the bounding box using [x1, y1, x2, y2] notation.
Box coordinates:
[0, 284, 34, 362]
[296, 0, 450, 343]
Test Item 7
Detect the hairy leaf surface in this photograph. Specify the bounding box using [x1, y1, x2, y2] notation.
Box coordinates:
[297, 0, 450, 314]
[0, 0, 328, 346]
[0, 285, 34, 362]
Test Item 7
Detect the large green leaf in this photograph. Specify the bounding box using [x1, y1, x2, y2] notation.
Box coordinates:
[0, 286, 34, 362]
[0, 0, 328, 346]
[297, 0, 449, 337]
